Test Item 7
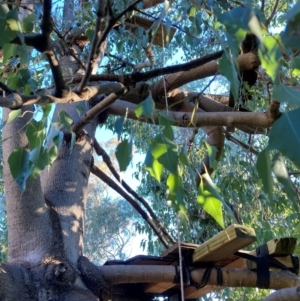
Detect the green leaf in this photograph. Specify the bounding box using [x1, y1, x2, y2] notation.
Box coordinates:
[8, 147, 33, 191]
[179, 147, 189, 167]
[197, 175, 224, 228]
[151, 134, 178, 175]
[158, 112, 175, 126]
[5, 109, 21, 125]
[256, 149, 273, 202]
[2, 43, 17, 63]
[162, 125, 174, 141]
[259, 36, 281, 84]
[114, 116, 125, 140]
[30, 146, 57, 181]
[206, 143, 218, 170]
[58, 111, 73, 130]
[267, 108, 300, 167]
[272, 154, 298, 210]
[219, 52, 239, 103]
[26, 120, 45, 150]
[22, 13, 35, 33]
[115, 139, 132, 172]
[217, 7, 248, 56]
[135, 93, 155, 123]
[272, 85, 300, 106]
[86, 28, 95, 42]
[166, 173, 186, 216]
[144, 151, 163, 182]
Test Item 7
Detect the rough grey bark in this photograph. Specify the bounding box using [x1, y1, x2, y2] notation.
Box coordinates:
[3, 107, 53, 263]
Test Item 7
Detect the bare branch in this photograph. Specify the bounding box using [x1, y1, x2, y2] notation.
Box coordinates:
[90, 164, 169, 248]
[93, 140, 176, 244]
[107, 100, 279, 129]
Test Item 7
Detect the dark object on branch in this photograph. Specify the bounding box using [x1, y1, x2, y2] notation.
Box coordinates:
[229, 34, 259, 110]
[89, 95, 109, 125]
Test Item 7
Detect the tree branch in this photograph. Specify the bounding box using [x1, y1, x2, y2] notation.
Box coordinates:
[90, 164, 169, 248]
[107, 100, 279, 129]
[76, 0, 107, 92]
[265, 0, 280, 27]
[226, 133, 259, 156]
[93, 140, 176, 245]
[78, 257, 300, 290]
[71, 86, 127, 134]
[77, 0, 144, 93]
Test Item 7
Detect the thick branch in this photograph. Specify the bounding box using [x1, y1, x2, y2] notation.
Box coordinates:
[77, 258, 300, 290]
[107, 100, 278, 129]
[93, 140, 176, 244]
[90, 165, 169, 248]
[151, 52, 259, 103]
[0, 82, 124, 109]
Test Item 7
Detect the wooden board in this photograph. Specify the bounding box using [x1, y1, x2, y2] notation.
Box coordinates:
[185, 237, 297, 299]
[260, 237, 297, 256]
[192, 224, 256, 263]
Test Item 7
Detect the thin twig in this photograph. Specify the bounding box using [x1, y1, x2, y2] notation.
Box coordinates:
[91, 164, 169, 248]
[226, 132, 259, 156]
[94, 140, 176, 244]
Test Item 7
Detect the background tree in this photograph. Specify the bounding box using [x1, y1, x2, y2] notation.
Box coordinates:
[0, 0, 300, 300]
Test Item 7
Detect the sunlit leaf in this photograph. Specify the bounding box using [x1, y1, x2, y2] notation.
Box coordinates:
[167, 173, 186, 216]
[144, 151, 163, 182]
[152, 134, 178, 175]
[115, 139, 132, 172]
[5, 109, 21, 125]
[267, 108, 300, 167]
[197, 175, 224, 228]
